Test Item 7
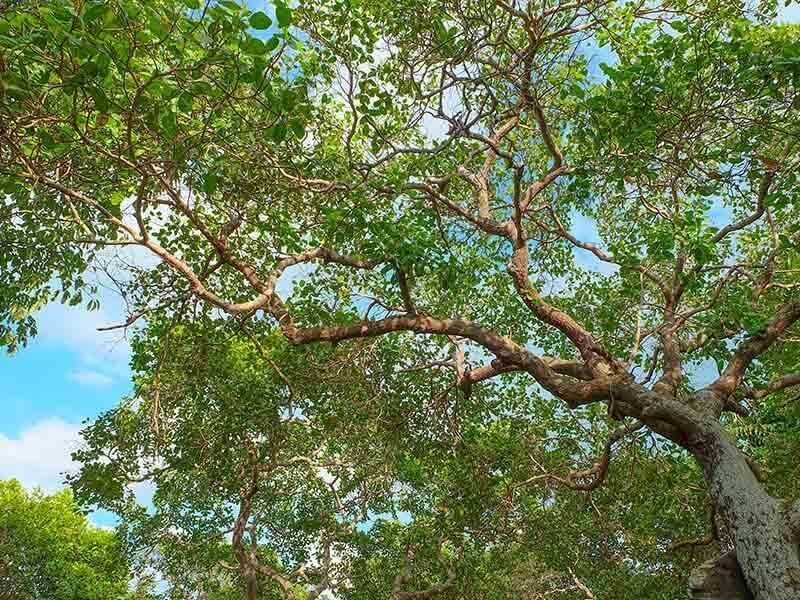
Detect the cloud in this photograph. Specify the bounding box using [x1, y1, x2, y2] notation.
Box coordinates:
[68, 369, 114, 387]
[0, 418, 82, 491]
[35, 301, 131, 377]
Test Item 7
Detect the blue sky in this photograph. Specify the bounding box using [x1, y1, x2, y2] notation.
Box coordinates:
[0, 297, 133, 499]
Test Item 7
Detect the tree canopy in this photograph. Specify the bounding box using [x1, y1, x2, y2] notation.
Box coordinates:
[0, 479, 131, 600]
[1, 0, 800, 598]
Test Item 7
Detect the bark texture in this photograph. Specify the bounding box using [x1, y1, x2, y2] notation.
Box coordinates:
[689, 551, 753, 600]
[697, 420, 800, 600]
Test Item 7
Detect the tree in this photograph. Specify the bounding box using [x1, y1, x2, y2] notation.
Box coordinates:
[2, 0, 800, 598]
[73, 318, 708, 600]
[72, 319, 462, 600]
[0, 479, 131, 600]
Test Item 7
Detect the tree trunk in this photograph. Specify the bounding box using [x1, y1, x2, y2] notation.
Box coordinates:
[696, 420, 800, 600]
[247, 572, 258, 600]
[689, 551, 753, 599]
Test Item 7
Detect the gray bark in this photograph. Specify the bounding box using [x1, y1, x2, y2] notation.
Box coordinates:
[689, 551, 753, 600]
[696, 419, 800, 600]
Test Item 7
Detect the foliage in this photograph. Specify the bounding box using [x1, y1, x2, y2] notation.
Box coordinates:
[0, 479, 131, 600]
[2, 0, 800, 598]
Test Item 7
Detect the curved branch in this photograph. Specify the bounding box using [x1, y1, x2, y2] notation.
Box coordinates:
[710, 299, 800, 398]
[562, 420, 645, 491]
[745, 373, 800, 400]
[710, 172, 774, 244]
[277, 313, 609, 408]
[391, 542, 457, 600]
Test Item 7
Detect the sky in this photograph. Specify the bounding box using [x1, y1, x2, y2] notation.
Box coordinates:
[0, 296, 135, 523]
[1, 0, 798, 527]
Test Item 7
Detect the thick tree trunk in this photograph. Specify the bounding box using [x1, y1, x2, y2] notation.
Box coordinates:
[696, 420, 800, 600]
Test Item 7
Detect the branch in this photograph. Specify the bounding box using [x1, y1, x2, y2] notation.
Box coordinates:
[277, 313, 609, 408]
[232, 461, 297, 600]
[464, 357, 594, 387]
[710, 172, 774, 244]
[531, 96, 563, 168]
[391, 542, 457, 600]
[745, 373, 800, 400]
[96, 298, 182, 332]
[545, 207, 668, 295]
[506, 248, 615, 370]
[408, 182, 511, 238]
[709, 299, 800, 398]
[561, 420, 644, 491]
[568, 568, 597, 600]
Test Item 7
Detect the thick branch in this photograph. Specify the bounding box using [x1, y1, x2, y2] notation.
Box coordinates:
[278, 313, 609, 407]
[465, 357, 594, 387]
[710, 299, 800, 398]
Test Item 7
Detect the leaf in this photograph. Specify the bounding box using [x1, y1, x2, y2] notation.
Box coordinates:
[177, 92, 194, 113]
[243, 38, 265, 55]
[269, 122, 287, 142]
[203, 173, 218, 194]
[275, 5, 291, 28]
[289, 120, 305, 139]
[249, 11, 272, 30]
[265, 35, 280, 52]
[219, 0, 241, 12]
[183, 0, 201, 8]
[89, 88, 109, 113]
[82, 2, 107, 22]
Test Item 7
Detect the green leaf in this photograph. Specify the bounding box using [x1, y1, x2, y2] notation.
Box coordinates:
[203, 173, 218, 194]
[269, 122, 287, 142]
[249, 11, 272, 29]
[219, 0, 241, 12]
[183, 0, 201, 8]
[243, 38, 265, 55]
[177, 92, 194, 113]
[289, 119, 305, 138]
[89, 88, 109, 113]
[265, 35, 280, 52]
[275, 5, 291, 28]
[82, 2, 107, 22]
[37, 129, 56, 149]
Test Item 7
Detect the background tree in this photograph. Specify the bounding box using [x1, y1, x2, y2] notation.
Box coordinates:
[0, 479, 132, 600]
[2, 0, 800, 598]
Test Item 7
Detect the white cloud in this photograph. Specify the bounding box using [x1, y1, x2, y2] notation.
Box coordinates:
[68, 369, 114, 387]
[0, 418, 82, 491]
[36, 301, 131, 377]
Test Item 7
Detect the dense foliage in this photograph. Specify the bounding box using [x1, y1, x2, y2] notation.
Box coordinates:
[0, 479, 131, 600]
[1, 0, 799, 598]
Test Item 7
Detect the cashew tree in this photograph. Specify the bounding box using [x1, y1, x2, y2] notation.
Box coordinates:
[2, 0, 800, 597]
